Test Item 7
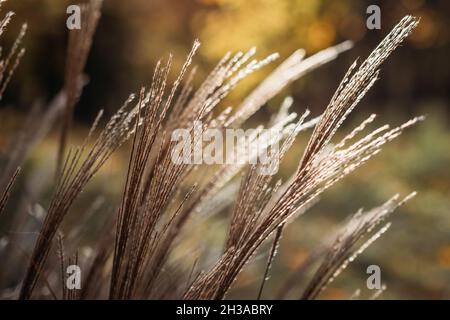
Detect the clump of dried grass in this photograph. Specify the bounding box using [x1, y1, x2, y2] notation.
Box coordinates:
[56, 0, 103, 178]
[0, 0, 422, 300]
[184, 16, 420, 300]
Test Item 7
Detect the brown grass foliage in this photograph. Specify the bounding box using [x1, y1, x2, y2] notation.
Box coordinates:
[0, 0, 422, 300]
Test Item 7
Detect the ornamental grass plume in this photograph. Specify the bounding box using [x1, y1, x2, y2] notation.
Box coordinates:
[0, 0, 422, 300]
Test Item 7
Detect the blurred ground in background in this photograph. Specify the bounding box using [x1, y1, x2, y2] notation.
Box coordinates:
[0, 0, 449, 299]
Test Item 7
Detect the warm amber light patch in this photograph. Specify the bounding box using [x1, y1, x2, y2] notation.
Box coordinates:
[437, 245, 450, 268]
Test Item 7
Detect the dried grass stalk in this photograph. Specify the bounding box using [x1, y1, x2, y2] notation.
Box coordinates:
[0, 4, 423, 300]
[184, 16, 420, 300]
[56, 0, 103, 177]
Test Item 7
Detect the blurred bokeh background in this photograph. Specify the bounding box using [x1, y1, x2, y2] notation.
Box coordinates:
[0, 0, 449, 299]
